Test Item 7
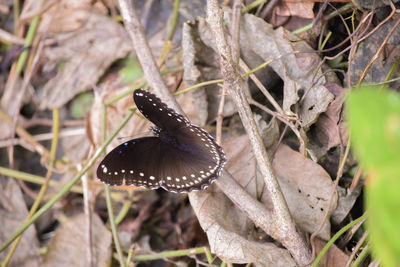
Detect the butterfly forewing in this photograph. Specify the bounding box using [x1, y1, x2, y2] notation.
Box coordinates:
[134, 90, 189, 131]
[97, 137, 164, 189]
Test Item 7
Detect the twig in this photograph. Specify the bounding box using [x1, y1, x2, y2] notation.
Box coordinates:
[0, 167, 83, 194]
[215, 170, 276, 230]
[309, 134, 351, 262]
[0, 128, 85, 148]
[239, 60, 284, 115]
[118, 0, 181, 112]
[345, 230, 368, 267]
[356, 4, 400, 86]
[0, 28, 25, 45]
[260, 0, 278, 19]
[231, 0, 241, 65]
[0, 110, 135, 253]
[0, 109, 49, 158]
[312, 213, 367, 267]
[205, 1, 312, 265]
[1, 0, 42, 110]
[2, 108, 59, 266]
[168, 0, 181, 41]
[105, 185, 126, 267]
[80, 163, 94, 267]
[216, 0, 242, 142]
[248, 99, 305, 153]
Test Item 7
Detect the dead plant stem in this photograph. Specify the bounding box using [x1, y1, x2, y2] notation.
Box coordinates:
[206, 1, 312, 265]
[118, 0, 181, 113]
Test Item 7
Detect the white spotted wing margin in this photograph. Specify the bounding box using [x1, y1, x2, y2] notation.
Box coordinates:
[96, 89, 226, 193]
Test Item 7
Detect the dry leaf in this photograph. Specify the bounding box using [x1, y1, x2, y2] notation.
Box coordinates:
[0, 177, 40, 267]
[190, 135, 337, 264]
[182, 20, 237, 121]
[276, 2, 315, 19]
[42, 213, 111, 267]
[183, 8, 334, 129]
[314, 237, 349, 267]
[39, 8, 132, 109]
[272, 143, 337, 239]
[331, 184, 362, 225]
[308, 82, 349, 159]
[190, 186, 296, 266]
[349, 14, 400, 89]
[90, 87, 149, 151]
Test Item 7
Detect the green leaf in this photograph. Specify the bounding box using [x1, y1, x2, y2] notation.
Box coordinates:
[119, 57, 143, 84]
[346, 85, 400, 267]
[71, 92, 94, 119]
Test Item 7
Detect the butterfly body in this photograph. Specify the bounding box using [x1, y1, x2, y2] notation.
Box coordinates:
[97, 89, 226, 193]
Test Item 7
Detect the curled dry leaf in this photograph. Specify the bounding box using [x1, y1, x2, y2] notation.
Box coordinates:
[183, 8, 334, 128]
[182, 20, 237, 121]
[331, 184, 362, 225]
[275, 2, 315, 20]
[254, 114, 280, 148]
[41, 213, 111, 267]
[190, 135, 337, 264]
[225, 8, 334, 128]
[313, 237, 348, 267]
[308, 82, 349, 159]
[38, 6, 132, 109]
[190, 186, 296, 266]
[176, 88, 209, 126]
[0, 178, 40, 267]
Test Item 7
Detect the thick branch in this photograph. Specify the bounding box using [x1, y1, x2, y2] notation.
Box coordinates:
[118, 0, 182, 113]
[206, 1, 312, 265]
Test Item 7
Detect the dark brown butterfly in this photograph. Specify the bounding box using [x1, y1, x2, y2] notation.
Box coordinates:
[97, 89, 226, 193]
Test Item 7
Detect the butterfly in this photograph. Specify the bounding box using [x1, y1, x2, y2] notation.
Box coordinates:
[96, 89, 226, 193]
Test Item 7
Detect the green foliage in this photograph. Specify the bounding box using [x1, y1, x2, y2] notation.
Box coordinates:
[346, 85, 400, 267]
[71, 92, 93, 119]
[119, 57, 143, 84]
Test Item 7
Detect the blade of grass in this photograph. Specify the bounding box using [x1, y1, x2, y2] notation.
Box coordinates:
[0, 167, 83, 194]
[312, 213, 367, 267]
[105, 185, 126, 267]
[2, 108, 59, 267]
[0, 110, 135, 253]
[133, 247, 208, 261]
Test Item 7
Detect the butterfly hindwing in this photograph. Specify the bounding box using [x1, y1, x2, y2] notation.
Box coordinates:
[97, 137, 163, 189]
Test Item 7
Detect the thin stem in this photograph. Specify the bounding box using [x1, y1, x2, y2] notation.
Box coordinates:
[312, 213, 367, 267]
[133, 247, 207, 261]
[105, 185, 126, 267]
[206, 1, 311, 264]
[115, 199, 134, 226]
[2, 108, 59, 266]
[167, 0, 181, 41]
[0, 108, 49, 158]
[0, 167, 83, 194]
[0, 111, 135, 253]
